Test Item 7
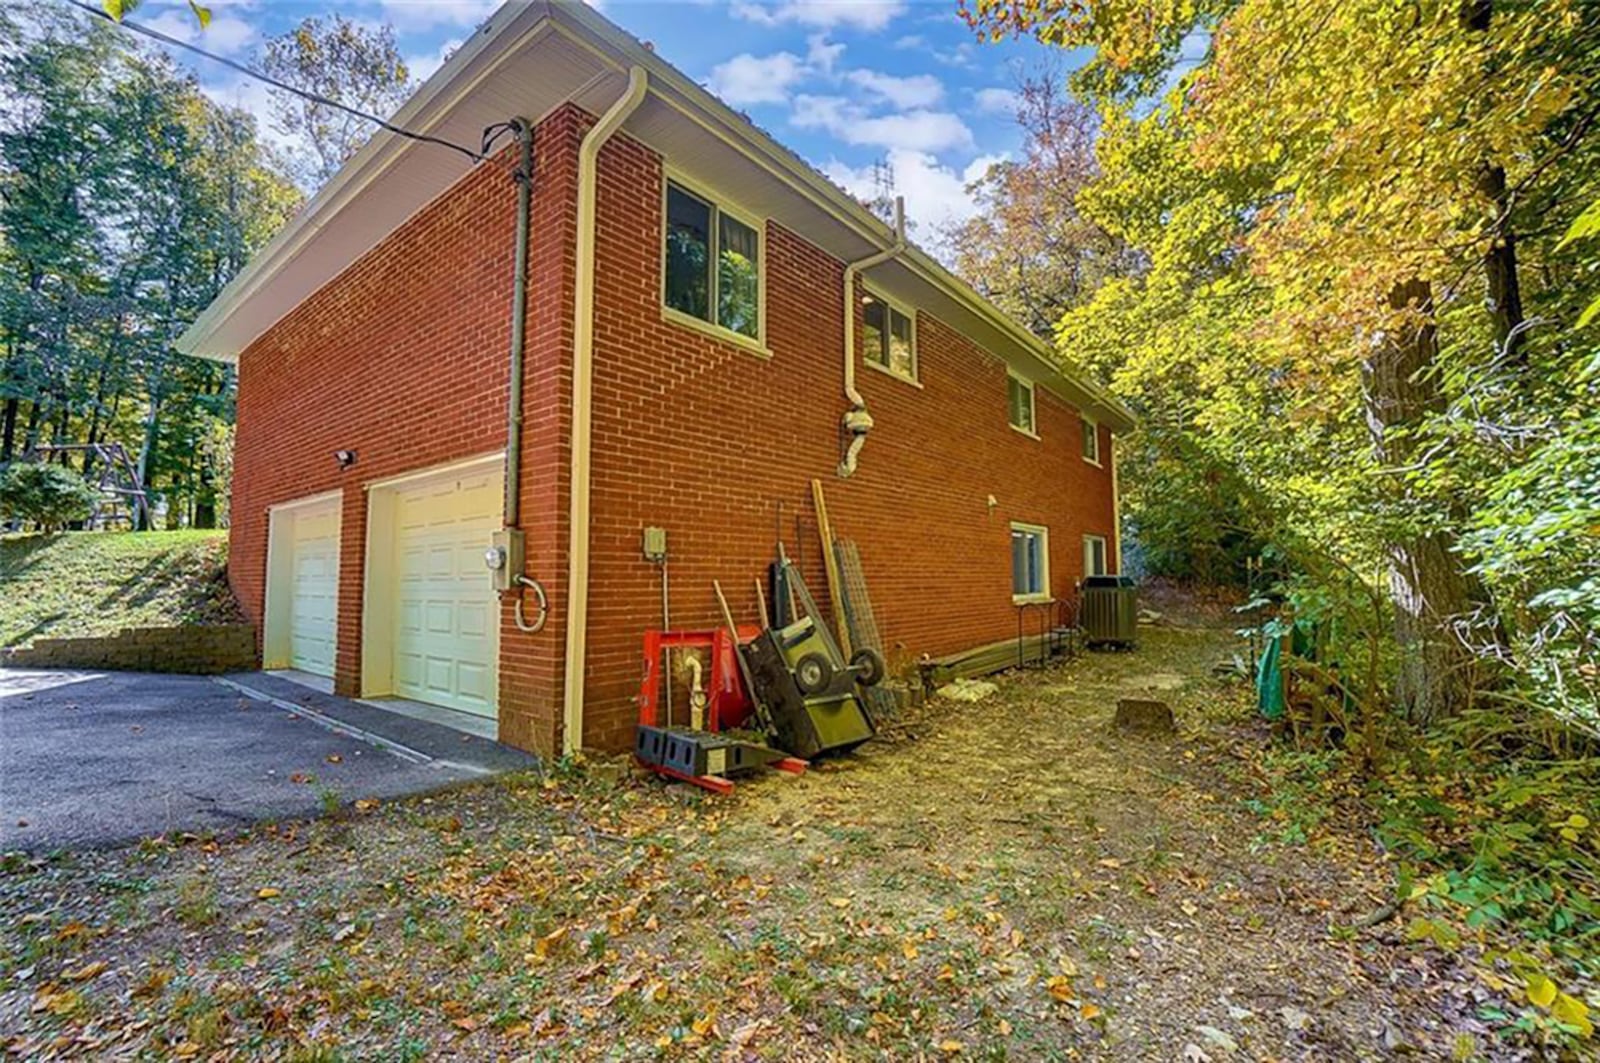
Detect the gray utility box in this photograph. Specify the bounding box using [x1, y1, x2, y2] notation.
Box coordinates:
[1081, 575, 1138, 647]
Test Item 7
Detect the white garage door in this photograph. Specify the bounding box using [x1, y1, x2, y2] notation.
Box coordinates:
[283, 500, 340, 677]
[392, 468, 499, 717]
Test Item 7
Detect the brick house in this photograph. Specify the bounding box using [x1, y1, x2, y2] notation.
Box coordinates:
[177, 0, 1134, 758]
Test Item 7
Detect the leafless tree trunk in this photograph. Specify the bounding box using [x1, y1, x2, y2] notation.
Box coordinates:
[1362, 279, 1496, 724]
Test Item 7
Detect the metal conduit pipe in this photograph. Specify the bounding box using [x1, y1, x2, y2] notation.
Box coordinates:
[562, 66, 649, 756]
[504, 116, 533, 528]
[837, 195, 906, 478]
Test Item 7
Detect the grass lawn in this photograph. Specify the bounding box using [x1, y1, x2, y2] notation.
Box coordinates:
[0, 530, 243, 648]
[0, 613, 1548, 1060]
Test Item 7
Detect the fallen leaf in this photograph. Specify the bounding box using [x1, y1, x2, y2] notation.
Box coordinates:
[1196, 1025, 1237, 1052]
[1080, 1003, 1102, 1020]
[62, 961, 107, 982]
[1526, 973, 1557, 1009]
[326, 754, 343, 764]
[354, 799, 380, 813]
[828, 897, 851, 909]
[1552, 991, 1592, 1037]
[938, 1039, 964, 1054]
[257, 887, 281, 900]
[1045, 975, 1076, 1003]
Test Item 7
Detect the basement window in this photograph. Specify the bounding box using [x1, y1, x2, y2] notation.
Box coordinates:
[1011, 522, 1050, 602]
[862, 291, 917, 382]
[1007, 373, 1036, 436]
[1081, 414, 1101, 465]
[664, 179, 762, 344]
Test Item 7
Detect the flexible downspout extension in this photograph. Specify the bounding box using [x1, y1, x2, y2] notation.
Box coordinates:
[838, 195, 906, 478]
[562, 66, 648, 756]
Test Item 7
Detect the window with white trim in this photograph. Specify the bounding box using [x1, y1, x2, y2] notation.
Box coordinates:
[1083, 534, 1109, 578]
[1007, 373, 1036, 435]
[862, 291, 916, 381]
[1081, 414, 1100, 464]
[663, 180, 760, 341]
[1011, 522, 1050, 601]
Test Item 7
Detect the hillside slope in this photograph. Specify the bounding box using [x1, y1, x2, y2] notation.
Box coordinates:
[0, 531, 244, 648]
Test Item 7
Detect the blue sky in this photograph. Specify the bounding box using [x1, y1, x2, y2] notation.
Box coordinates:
[94, 0, 1076, 252]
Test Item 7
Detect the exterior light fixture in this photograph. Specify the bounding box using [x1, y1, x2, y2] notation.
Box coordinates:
[335, 449, 357, 470]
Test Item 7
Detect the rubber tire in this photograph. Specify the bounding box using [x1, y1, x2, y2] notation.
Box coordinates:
[794, 652, 833, 695]
[850, 646, 886, 687]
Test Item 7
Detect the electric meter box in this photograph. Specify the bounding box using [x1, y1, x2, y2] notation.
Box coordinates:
[642, 526, 667, 562]
[487, 528, 525, 592]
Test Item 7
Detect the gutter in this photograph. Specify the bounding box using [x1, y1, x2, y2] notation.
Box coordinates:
[562, 65, 649, 756]
[837, 196, 906, 478]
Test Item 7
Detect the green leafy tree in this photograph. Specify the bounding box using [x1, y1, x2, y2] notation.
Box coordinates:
[0, 461, 97, 529]
[261, 16, 413, 190]
[1, 2, 299, 527]
[966, 0, 1600, 727]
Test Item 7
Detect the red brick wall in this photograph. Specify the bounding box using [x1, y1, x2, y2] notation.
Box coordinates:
[579, 131, 1116, 751]
[229, 102, 1116, 758]
[229, 108, 584, 753]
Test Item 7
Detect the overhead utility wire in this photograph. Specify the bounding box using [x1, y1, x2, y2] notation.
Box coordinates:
[64, 0, 486, 165]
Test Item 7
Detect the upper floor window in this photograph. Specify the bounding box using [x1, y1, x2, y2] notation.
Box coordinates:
[1007, 373, 1036, 436]
[862, 292, 916, 382]
[1081, 414, 1100, 464]
[664, 180, 761, 342]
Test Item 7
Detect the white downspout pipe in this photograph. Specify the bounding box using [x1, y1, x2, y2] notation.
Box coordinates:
[838, 196, 906, 478]
[562, 65, 648, 756]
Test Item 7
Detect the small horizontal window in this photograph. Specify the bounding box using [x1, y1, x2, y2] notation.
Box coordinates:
[1007, 374, 1036, 435]
[664, 180, 760, 342]
[863, 293, 916, 381]
[1011, 523, 1049, 600]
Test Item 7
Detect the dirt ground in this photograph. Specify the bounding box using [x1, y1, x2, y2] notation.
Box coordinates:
[1, 608, 1528, 1060]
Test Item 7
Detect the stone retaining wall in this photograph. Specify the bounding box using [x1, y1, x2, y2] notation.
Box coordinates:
[1, 624, 258, 674]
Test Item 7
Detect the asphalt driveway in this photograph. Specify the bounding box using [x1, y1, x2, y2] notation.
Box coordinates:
[0, 669, 537, 851]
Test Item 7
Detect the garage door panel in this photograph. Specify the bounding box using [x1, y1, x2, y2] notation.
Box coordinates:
[390, 468, 500, 718]
[282, 500, 340, 678]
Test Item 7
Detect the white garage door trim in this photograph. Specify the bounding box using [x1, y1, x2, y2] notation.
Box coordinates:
[361, 452, 504, 720]
[263, 491, 343, 677]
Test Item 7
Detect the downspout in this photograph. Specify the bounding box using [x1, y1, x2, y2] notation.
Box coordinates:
[837, 196, 906, 478]
[1110, 432, 1122, 574]
[562, 66, 649, 756]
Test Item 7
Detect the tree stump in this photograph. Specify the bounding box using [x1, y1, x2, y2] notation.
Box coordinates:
[1114, 697, 1175, 734]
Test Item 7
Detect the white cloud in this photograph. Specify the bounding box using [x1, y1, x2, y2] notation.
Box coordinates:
[823, 148, 1004, 254]
[793, 95, 972, 153]
[374, 0, 498, 32]
[731, 0, 907, 32]
[805, 33, 844, 74]
[892, 34, 924, 50]
[845, 69, 944, 109]
[974, 87, 1018, 116]
[405, 36, 464, 82]
[708, 51, 809, 107]
[142, 7, 259, 55]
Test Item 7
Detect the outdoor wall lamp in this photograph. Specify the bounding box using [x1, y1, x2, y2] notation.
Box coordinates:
[334, 449, 358, 470]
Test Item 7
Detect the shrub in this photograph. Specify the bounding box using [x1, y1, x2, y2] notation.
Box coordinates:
[0, 462, 99, 530]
